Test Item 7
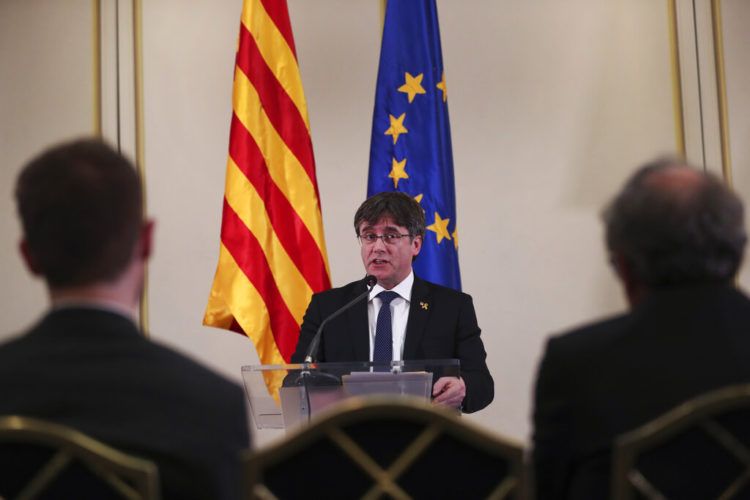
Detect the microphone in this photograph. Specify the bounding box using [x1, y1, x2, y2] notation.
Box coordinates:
[303, 274, 378, 363]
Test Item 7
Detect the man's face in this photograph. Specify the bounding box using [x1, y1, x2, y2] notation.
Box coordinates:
[359, 217, 422, 289]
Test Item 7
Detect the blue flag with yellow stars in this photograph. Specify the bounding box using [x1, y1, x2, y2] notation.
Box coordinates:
[367, 0, 461, 290]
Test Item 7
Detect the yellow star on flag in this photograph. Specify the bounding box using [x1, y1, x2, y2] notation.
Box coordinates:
[398, 72, 426, 103]
[452, 229, 459, 249]
[436, 72, 448, 102]
[427, 212, 452, 244]
[384, 113, 408, 144]
[414, 194, 424, 204]
[388, 157, 409, 188]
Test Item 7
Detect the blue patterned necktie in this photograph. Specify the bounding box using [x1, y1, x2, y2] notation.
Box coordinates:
[373, 291, 399, 365]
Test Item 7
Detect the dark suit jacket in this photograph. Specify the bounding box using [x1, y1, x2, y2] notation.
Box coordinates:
[290, 276, 494, 413]
[532, 284, 750, 499]
[0, 307, 250, 500]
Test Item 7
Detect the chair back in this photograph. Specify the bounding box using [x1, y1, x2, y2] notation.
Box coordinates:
[243, 396, 526, 499]
[612, 384, 750, 500]
[0, 415, 160, 500]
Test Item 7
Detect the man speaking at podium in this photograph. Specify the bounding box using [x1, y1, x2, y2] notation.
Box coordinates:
[291, 192, 493, 413]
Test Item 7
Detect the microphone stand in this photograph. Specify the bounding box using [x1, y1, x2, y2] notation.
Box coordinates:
[294, 275, 378, 420]
[304, 275, 377, 363]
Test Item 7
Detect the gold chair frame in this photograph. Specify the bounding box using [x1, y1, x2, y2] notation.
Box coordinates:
[0, 415, 160, 500]
[612, 384, 750, 500]
[244, 396, 526, 500]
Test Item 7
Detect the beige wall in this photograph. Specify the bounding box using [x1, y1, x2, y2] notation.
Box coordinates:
[726, 0, 750, 286]
[2, 0, 748, 448]
[0, 0, 95, 334]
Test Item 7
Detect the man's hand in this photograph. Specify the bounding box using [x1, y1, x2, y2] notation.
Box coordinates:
[432, 376, 466, 409]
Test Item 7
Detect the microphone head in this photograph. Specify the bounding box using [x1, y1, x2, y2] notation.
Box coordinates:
[364, 274, 377, 287]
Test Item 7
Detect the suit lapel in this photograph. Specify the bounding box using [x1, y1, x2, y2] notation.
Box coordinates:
[347, 282, 371, 362]
[403, 277, 432, 359]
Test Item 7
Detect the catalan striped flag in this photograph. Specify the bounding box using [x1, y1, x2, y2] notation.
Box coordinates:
[367, 0, 461, 290]
[204, 0, 330, 397]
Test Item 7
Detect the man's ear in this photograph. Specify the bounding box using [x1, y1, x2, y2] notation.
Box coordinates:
[139, 219, 155, 260]
[411, 234, 423, 256]
[612, 253, 644, 307]
[612, 253, 634, 283]
[19, 239, 42, 276]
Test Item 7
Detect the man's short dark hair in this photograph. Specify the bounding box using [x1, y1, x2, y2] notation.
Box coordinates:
[15, 138, 143, 287]
[353, 191, 426, 238]
[603, 158, 746, 287]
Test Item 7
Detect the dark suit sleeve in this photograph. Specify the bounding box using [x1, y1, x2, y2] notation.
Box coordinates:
[455, 294, 494, 413]
[532, 337, 574, 499]
[291, 293, 324, 363]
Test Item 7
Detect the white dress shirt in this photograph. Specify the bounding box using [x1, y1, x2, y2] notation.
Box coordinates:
[367, 270, 414, 361]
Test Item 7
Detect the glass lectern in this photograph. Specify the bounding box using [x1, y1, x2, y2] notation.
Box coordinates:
[241, 359, 460, 429]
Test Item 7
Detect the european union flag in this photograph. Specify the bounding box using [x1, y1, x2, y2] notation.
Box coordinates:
[367, 0, 461, 290]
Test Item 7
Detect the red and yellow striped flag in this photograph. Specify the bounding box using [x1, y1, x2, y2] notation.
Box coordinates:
[204, 0, 331, 397]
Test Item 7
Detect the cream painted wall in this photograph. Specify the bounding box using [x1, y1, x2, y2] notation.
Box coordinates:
[2, 0, 748, 450]
[726, 0, 750, 289]
[139, 0, 677, 445]
[270, 0, 675, 443]
[0, 0, 94, 334]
